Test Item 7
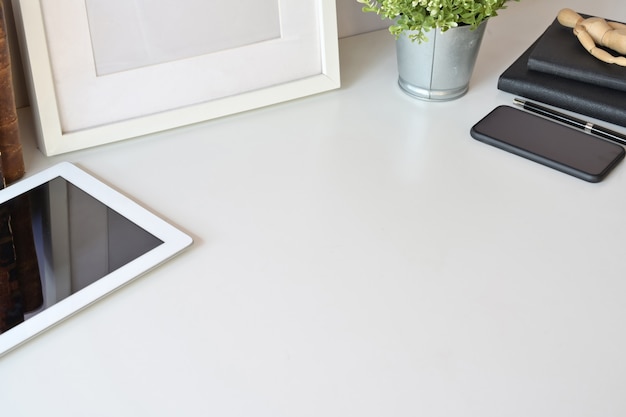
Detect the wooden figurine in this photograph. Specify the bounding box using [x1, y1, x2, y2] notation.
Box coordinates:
[557, 8, 626, 66]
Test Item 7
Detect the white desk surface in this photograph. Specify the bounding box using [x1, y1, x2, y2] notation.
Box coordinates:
[3, 0, 626, 415]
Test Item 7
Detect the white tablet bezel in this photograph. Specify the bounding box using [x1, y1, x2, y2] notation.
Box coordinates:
[0, 162, 193, 357]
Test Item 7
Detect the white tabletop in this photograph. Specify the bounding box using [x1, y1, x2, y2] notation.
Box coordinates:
[3, 0, 626, 416]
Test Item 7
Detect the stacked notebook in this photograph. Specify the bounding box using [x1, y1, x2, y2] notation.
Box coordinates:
[498, 13, 626, 128]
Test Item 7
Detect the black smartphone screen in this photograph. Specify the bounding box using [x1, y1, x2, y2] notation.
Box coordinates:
[470, 105, 625, 182]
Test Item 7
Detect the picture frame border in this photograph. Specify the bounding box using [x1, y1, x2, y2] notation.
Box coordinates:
[12, 0, 341, 156]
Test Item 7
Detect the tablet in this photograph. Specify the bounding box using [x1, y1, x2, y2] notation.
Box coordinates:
[0, 162, 192, 356]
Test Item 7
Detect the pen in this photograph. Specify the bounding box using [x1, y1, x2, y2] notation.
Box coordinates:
[513, 98, 626, 147]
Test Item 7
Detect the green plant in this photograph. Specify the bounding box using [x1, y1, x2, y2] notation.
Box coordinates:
[357, 0, 517, 43]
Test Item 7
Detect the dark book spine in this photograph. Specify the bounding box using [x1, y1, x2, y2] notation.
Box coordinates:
[527, 57, 626, 93]
[497, 75, 626, 129]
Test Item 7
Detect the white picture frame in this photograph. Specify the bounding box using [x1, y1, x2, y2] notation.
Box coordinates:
[12, 0, 340, 156]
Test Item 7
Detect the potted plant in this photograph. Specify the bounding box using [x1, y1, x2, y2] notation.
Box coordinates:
[357, 0, 518, 100]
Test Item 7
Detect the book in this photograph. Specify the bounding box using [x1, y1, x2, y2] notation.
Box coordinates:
[497, 35, 626, 129]
[527, 15, 626, 92]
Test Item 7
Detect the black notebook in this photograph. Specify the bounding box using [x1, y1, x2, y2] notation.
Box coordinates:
[527, 15, 626, 92]
[498, 35, 626, 129]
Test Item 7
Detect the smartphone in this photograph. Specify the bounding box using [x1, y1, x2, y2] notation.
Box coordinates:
[470, 105, 625, 182]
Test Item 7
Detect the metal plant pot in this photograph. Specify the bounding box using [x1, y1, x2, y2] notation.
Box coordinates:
[396, 21, 488, 101]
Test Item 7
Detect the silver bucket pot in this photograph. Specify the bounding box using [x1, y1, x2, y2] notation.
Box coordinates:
[396, 21, 487, 101]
